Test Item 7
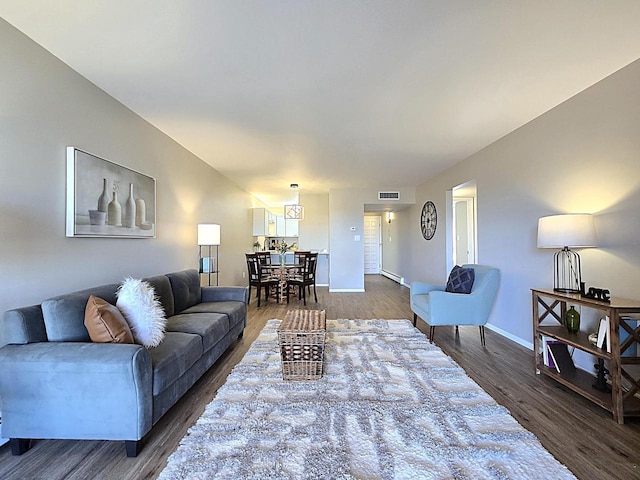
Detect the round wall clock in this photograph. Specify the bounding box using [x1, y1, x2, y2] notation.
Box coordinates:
[420, 201, 437, 240]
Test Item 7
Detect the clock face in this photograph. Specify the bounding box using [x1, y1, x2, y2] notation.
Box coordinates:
[420, 201, 437, 240]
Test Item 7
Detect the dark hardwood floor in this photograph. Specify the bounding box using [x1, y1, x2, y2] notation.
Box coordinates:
[1, 275, 639, 479]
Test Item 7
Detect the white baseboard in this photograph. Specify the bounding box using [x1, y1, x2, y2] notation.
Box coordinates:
[486, 323, 533, 350]
[329, 289, 365, 293]
[0, 420, 6, 446]
[381, 270, 403, 284]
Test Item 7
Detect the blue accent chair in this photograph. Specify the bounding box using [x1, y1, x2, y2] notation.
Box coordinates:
[410, 264, 500, 345]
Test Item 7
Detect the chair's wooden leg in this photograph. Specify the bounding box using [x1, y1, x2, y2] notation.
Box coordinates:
[257, 286, 261, 307]
[479, 326, 486, 346]
[247, 286, 252, 305]
[125, 440, 141, 457]
[429, 326, 435, 343]
[10, 438, 31, 456]
[313, 284, 318, 303]
[301, 285, 306, 306]
[413, 313, 417, 327]
[286, 284, 290, 304]
[455, 325, 459, 334]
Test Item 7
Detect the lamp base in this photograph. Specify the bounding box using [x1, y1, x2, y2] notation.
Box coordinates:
[553, 287, 581, 294]
[553, 247, 582, 294]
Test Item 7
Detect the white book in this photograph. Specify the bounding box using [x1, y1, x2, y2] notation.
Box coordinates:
[596, 317, 611, 352]
[542, 335, 550, 366]
[201, 257, 211, 273]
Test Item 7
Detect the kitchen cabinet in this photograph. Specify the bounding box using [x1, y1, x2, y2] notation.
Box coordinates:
[254, 209, 299, 237]
[284, 218, 298, 237]
[252, 208, 269, 236]
[275, 215, 285, 236]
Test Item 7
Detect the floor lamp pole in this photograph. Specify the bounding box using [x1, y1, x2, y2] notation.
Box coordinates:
[215, 245, 219, 286]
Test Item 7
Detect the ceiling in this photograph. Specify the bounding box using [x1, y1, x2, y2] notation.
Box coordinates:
[2, 1, 640, 207]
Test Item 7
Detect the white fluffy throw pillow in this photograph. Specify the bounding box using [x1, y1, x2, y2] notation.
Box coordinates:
[116, 277, 166, 348]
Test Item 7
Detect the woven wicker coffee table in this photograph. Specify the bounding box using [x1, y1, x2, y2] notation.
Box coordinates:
[277, 309, 326, 380]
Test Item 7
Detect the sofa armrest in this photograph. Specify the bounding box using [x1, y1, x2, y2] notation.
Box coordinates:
[201, 286, 249, 304]
[410, 281, 445, 296]
[0, 342, 153, 441]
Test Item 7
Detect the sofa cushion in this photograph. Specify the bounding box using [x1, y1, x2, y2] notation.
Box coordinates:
[181, 302, 246, 330]
[142, 274, 175, 318]
[84, 295, 134, 344]
[42, 284, 120, 342]
[166, 313, 229, 352]
[117, 278, 167, 348]
[148, 331, 202, 395]
[166, 270, 202, 314]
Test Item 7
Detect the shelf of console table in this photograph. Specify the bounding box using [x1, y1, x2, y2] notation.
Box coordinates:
[532, 288, 640, 424]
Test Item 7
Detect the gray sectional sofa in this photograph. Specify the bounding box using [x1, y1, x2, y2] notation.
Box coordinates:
[0, 269, 248, 457]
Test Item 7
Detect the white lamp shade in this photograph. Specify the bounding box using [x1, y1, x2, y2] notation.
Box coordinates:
[198, 223, 220, 245]
[537, 214, 596, 248]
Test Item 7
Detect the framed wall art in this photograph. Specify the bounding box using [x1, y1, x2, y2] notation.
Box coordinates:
[66, 147, 156, 238]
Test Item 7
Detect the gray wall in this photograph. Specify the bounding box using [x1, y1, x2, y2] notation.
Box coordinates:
[0, 19, 254, 315]
[329, 187, 416, 291]
[297, 193, 329, 252]
[394, 58, 640, 346]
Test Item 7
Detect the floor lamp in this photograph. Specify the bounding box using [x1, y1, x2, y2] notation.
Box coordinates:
[537, 214, 596, 293]
[198, 223, 221, 286]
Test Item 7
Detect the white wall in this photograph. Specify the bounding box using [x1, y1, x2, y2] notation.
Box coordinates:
[381, 214, 401, 279]
[297, 193, 329, 252]
[329, 187, 416, 291]
[0, 19, 254, 315]
[397, 58, 640, 346]
[329, 189, 365, 291]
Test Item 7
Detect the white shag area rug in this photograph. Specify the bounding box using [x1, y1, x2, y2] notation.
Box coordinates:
[159, 319, 576, 480]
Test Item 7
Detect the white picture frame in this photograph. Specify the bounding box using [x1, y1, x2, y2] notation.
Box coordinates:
[66, 147, 156, 238]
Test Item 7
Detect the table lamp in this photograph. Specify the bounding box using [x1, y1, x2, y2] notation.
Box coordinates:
[537, 214, 596, 293]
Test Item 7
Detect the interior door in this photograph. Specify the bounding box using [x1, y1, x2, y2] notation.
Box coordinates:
[453, 197, 476, 265]
[364, 216, 381, 274]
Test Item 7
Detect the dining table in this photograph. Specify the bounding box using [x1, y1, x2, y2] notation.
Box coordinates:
[268, 263, 303, 303]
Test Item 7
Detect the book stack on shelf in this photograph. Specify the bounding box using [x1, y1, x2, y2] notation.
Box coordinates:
[541, 336, 576, 373]
[595, 315, 639, 357]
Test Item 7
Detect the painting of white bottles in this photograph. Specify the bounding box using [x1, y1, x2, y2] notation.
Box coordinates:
[66, 147, 156, 238]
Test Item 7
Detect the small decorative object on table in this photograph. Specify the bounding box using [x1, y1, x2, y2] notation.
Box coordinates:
[278, 240, 289, 265]
[580, 282, 611, 303]
[277, 309, 326, 380]
[565, 305, 580, 333]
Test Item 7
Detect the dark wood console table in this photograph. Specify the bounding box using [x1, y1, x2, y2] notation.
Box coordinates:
[532, 288, 640, 424]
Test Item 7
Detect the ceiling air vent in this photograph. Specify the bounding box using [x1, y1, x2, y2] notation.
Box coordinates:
[378, 191, 400, 200]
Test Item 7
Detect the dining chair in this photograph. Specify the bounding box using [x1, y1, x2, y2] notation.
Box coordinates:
[286, 252, 318, 305]
[245, 253, 279, 307]
[255, 251, 272, 276]
[293, 250, 311, 264]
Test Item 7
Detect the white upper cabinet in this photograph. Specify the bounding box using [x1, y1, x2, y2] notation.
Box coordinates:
[252, 208, 269, 236]
[253, 208, 299, 237]
[284, 218, 298, 237]
[275, 215, 285, 236]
